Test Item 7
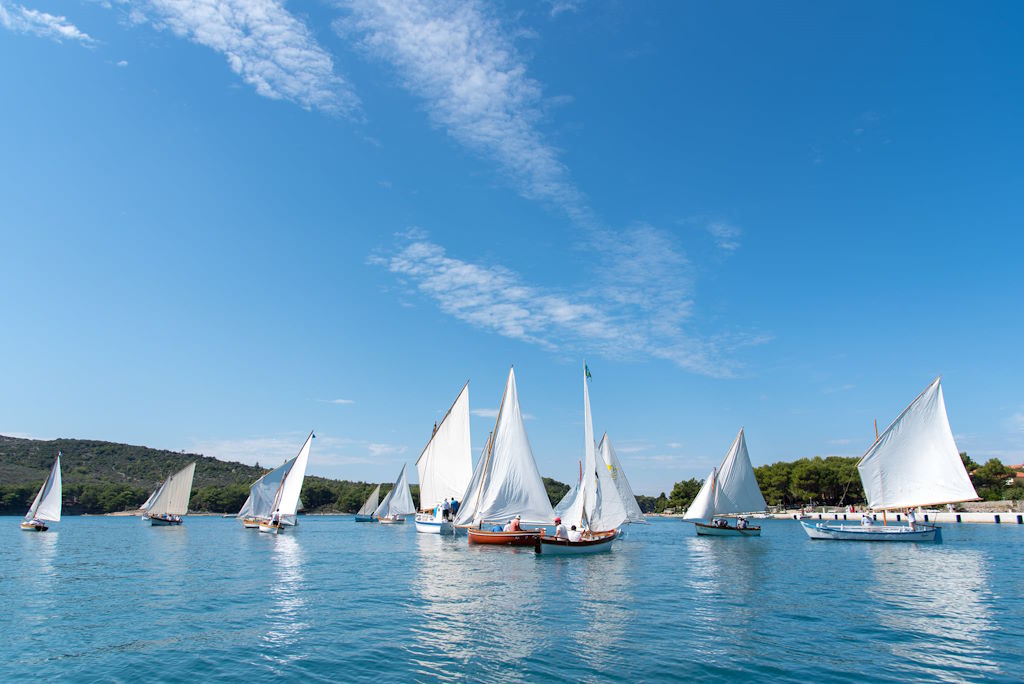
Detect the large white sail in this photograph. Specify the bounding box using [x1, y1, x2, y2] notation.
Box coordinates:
[25, 454, 62, 523]
[454, 434, 491, 525]
[683, 429, 766, 519]
[455, 367, 555, 525]
[416, 382, 473, 511]
[247, 459, 291, 519]
[273, 431, 313, 519]
[562, 364, 599, 529]
[599, 434, 646, 523]
[148, 462, 196, 517]
[375, 464, 415, 517]
[357, 484, 381, 516]
[857, 377, 978, 510]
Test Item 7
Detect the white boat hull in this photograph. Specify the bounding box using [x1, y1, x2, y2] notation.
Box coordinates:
[694, 522, 761, 537]
[258, 522, 282, 534]
[378, 516, 405, 524]
[414, 514, 452, 534]
[537, 530, 617, 555]
[800, 521, 940, 542]
[20, 521, 49, 532]
[241, 517, 261, 529]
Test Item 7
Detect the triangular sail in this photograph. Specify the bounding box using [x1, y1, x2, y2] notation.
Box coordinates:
[147, 462, 196, 517]
[272, 431, 313, 519]
[683, 469, 717, 520]
[357, 484, 381, 516]
[236, 493, 254, 519]
[684, 429, 766, 519]
[375, 464, 415, 517]
[857, 377, 978, 510]
[454, 433, 491, 524]
[599, 434, 646, 523]
[589, 455, 629, 532]
[562, 363, 599, 529]
[141, 481, 164, 512]
[244, 459, 291, 519]
[415, 382, 473, 511]
[455, 367, 555, 525]
[25, 454, 62, 523]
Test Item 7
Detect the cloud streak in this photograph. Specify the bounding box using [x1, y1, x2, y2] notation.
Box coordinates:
[126, 0, 358, 115]
[0, 2, 96, 45]
[339, 0, 591, 224]
[374, 230, 754, 377]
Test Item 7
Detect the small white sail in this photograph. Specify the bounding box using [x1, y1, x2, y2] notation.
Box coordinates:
[599, 434, 647, 523]
[25, 454, 62, 523]
[684, 429, 766, 519]
[236, 493, 253, 519]
[454, 434, 491, 525]
[416, 382, 473, 511]
[683, 469, 717, 521]
[857, 377, 978, 510]
[455, 367, 555, 525]
[374, 464, 416, 518]
[147, 462, 197, 517]
[140, 481, 164, 512]
[562, 364, 598, 530]
[357, 484, 381, 516]
[554, 478, 579, 517]
[272, 431, 313, 520]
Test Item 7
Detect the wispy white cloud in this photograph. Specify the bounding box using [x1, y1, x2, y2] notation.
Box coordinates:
[368, 442, 406, 457]
[0, 2, 96, 45]
[547, 0, 582, 18]
[318, 398, 356, 405]
[707, 221, 741, 252]
[373, 230, 756, 377]
[190, 433, 406, 472]
[823, 384, 856, 395]
[338, 0, 592, 224]
[116, 59, 128, 67]
[122, 0, 358, 115]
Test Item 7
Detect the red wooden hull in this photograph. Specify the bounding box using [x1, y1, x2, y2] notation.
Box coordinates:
[467, 528, 541, 547]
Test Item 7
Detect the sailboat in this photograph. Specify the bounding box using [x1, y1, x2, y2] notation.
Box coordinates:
[414, 382, 473, 534]
[139, 480, 164, 522]
[238, 459, 293, 529]
[801, 377, 978, 542]
[259, 431, 313, 534]
[539, 364, 624, 555]
[683, 429, 767, 536]
[598, 433, 647, 526]
[454, 367, 555, 547]
[21, 453, 61, 532]
[145, 462, 197, 526]
[355, 484, 381, 522]
[376, 464, 416, 524]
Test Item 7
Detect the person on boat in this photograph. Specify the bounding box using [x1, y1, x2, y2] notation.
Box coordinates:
[509, 514, 522, 532]
[861, 511, 874, 526]
[568, 525, 582, 542]
[907, 507, 918, 531]
[712, 517, 728, 528]
[736, 516, 748, 530]
[553, 517, 568, 539]
[451, 499, 460, 516]
[442, 498, 452, 520]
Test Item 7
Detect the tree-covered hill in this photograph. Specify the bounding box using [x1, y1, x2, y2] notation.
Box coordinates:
[0, 435, 572, 516]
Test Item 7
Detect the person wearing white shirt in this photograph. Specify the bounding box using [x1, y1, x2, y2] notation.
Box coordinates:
[861, 511, 873, 526]
[907, 508, 917, 531]
[553, 517, 568, 540]
[567, 525, 582, 542]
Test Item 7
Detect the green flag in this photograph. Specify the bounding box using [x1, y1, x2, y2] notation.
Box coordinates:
[584, 364, 592, 380]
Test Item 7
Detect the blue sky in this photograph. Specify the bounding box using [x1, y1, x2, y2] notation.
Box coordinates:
[2, 1, 1022, 494]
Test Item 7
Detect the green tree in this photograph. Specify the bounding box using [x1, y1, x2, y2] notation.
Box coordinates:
[668, 478, 703, 511]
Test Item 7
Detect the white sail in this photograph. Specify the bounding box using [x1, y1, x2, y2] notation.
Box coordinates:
[237, 493, 254, 519]
[374, 464, 415, 517]
[416, 382, 473, 511]
[553, 477, 579, 517]
[140, 481, 164, 512]
[683, 469, 717, 521]
[598, 434, 647, 523]
[357, 484, 381, 516]
[683, 429, 766, 519]
[148, 462, 196, 517]
[454, 434, 491, 525]
[857, 377, 978, 510]
[272, 431, 313, 519]
[455, 367, 555, 525]
[589, 453, 629, 532]
[25, 454, 62, 523]
[248, 459, 291, 519]
[562, 364, 598, 529]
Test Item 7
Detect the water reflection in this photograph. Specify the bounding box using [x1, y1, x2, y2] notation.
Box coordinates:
[866, 544, 1000, 680]
[260, 535, 308, 664]
[572, 549, 631, 671]
[409, 533, 547, 681]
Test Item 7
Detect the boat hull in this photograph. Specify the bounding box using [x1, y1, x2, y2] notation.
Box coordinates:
[800, 521, 940, 542]
[149, 516, 183, 526]
[241, 517, 261, 529]
[354, 514, 376, 523]
[378, 516, 405, 524]
[258, 521, 283, 534]
[467, 528, 541, 547]
[414, 515, 452, 534]
[694, 522, 761, 537]
[20, 521, 48, 532]
[537, 530, 617, 555]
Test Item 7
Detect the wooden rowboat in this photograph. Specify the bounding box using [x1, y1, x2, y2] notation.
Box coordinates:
[467, 527, 542, 547]
[694, 521, 761, 537]
[536, 529, 617, 555]
[20, 520, 48, 532]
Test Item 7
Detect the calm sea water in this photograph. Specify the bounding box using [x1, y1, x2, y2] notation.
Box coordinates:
[3, 516, 1023, 682]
